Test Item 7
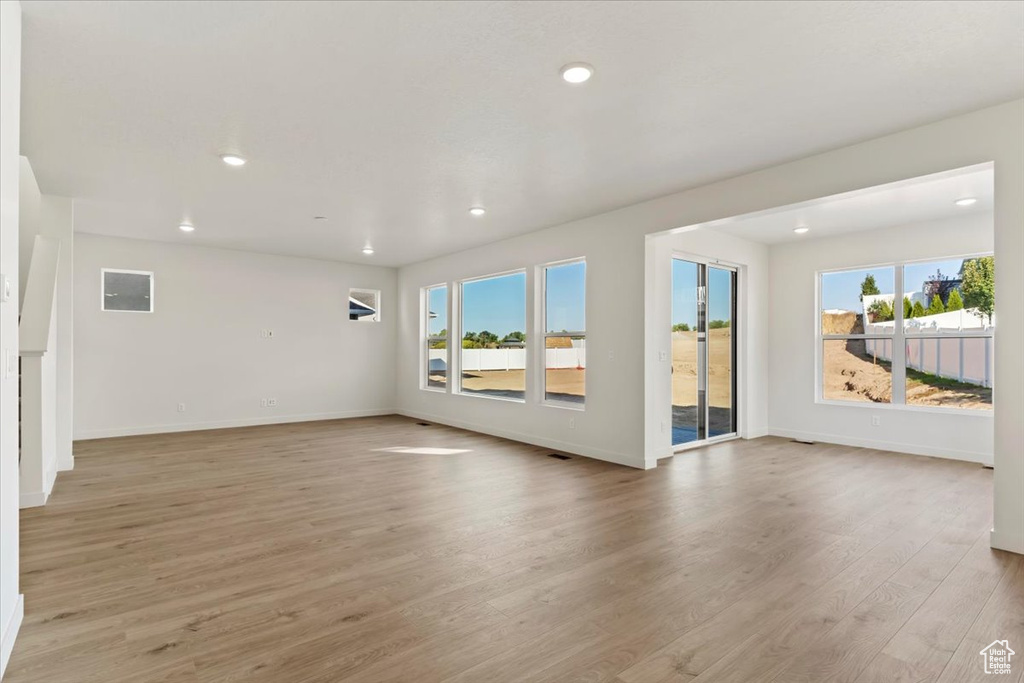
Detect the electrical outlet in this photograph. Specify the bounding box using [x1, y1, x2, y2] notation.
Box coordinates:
[659, 351, 668, 362]
[608, 350, 615, 361]
[267, 398, 277, 407]
[259, 329, 275, 338]
[261, 398, 268, 408]
[871, 415, 880, 427]
[177, 403, 185, 412]
[568, 417, 575, 429]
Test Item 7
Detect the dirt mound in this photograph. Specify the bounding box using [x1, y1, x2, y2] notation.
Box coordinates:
[822, 312, 864, 335]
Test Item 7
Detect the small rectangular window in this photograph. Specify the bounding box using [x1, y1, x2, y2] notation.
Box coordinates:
[102, 269, 153, 312]
[424, 285, 448, 390]
[543, 259, 586, 406]
[349, 288, 380, 322]
[460, 271, 526, 401]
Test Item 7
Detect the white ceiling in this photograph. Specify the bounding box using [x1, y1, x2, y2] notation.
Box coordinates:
[20, 1, 1024, 267]
[709, 164, 995, 244]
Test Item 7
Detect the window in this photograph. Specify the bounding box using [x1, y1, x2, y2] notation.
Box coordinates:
[101, 269, 153, 312]
[349, 288, 380, 322]
[424, 285, 448, 390]
[459, 271, 526, 401]
[902, 256, 993, 410]
[819, 255, 993, 411]
[820, 266, 894, 403]
[543, 259, 585, 406]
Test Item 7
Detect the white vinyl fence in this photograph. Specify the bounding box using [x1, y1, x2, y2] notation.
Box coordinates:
[864, 332, 992, 388]
[427, 345, 587, 373]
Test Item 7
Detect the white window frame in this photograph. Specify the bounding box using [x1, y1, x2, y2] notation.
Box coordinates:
[349, 288, 381, 322]
[815, 253, 994, 414]
[422, 283, 449, 393]
[100, 268, 154, 313]
[540, 257, 586, 410]
[456, 268, 528, 403]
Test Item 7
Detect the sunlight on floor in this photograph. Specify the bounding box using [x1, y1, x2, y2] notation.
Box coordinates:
[374, 446, 472, 455]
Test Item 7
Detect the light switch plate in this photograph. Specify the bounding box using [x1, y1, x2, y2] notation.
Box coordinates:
[1, 274, 10, 303]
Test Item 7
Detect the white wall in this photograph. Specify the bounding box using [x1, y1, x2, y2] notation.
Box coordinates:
[768, 212, 994, 463]
[39, 196, 73, 470]
[0, 0, 22, 675]
[74, 234, 397, 438]
[397, 221, 645, 468]
[397, 100, 1023, 554]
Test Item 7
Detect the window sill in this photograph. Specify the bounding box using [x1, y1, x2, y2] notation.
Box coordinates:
[542, 400, 586, 412]
[454, 390, 526, 404]
[815, 399, 993, 416]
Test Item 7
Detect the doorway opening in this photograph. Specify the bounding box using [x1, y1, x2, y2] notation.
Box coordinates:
[671, 256, 738, 448]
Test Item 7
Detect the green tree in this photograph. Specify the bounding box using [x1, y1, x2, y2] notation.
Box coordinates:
[860, 274, 881, 300]
[903, 296, 913, 319]
[926, 294, 945, 316]
[911, 301, 926, 318]
[946, 289, 964, 311]
[672, 322, 691, 332]
[961, 256, 995, 323]
[708, 320, 730, 329]
[868, 299, 893, 322]
[502, 331, 525, 343]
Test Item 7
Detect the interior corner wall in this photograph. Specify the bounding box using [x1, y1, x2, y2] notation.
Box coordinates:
[73, 234, 398, 439]
[0, 0, 22, 675]
[766, 212, 995, 464]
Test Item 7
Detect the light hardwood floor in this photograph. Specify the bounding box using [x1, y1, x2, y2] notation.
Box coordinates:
[5, 416, 1021, 683]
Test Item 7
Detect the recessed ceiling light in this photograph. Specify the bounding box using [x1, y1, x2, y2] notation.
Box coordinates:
[560, 63, 594, 84]
[469, 206, 486, 217]
[178, 223, 195, 232]
[219, 154, 246, 167]
[793, 226, 809, 234]
[362, 246, 375, 255]
[954, 197, 977, 207]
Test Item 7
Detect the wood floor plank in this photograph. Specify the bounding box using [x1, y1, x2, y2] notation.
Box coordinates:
[3, 417, 1009, 683]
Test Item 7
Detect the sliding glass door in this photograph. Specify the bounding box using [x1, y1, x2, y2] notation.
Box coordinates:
[671, 258, 737, 447]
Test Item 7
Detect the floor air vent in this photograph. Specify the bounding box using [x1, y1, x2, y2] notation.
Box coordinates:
[416, 422, 430, 426]
[548, 453, 572, 460]
[791, 439, 816, 445]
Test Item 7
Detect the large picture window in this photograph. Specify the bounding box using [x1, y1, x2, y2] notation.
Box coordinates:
[543, 259, 586, 406]
[819, 255, 993, 411]
[424, 285, 448, 390]
[459, 271, 526, 401]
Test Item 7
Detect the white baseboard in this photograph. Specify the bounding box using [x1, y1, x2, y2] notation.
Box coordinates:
[990, 529, 1024, 556]
[766, 427, 991, 465]
[1, 594, 24, 679]
[397, 409, 645, 470]
[73, 409, 396, 441]
[744, 428, 771, 440]
[19, 490, 47, 509]
[44, 465, 56, 497]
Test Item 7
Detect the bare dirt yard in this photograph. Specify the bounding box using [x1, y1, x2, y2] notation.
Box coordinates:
[824, 339, 991, 409]
[440, 368, 584, 402]
[672, 329, 733, 408]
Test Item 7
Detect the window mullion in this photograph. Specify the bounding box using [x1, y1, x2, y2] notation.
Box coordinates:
[892, 265, 907, 405]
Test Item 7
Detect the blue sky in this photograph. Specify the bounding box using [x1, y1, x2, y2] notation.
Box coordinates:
[545, 261, 586, 333]
[455, 262, 586, 338]
[821, 259, 963, 312]
[427, 285, 447, 336]
[462, 272, 527, 337]
[672, 260, 733, 327]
